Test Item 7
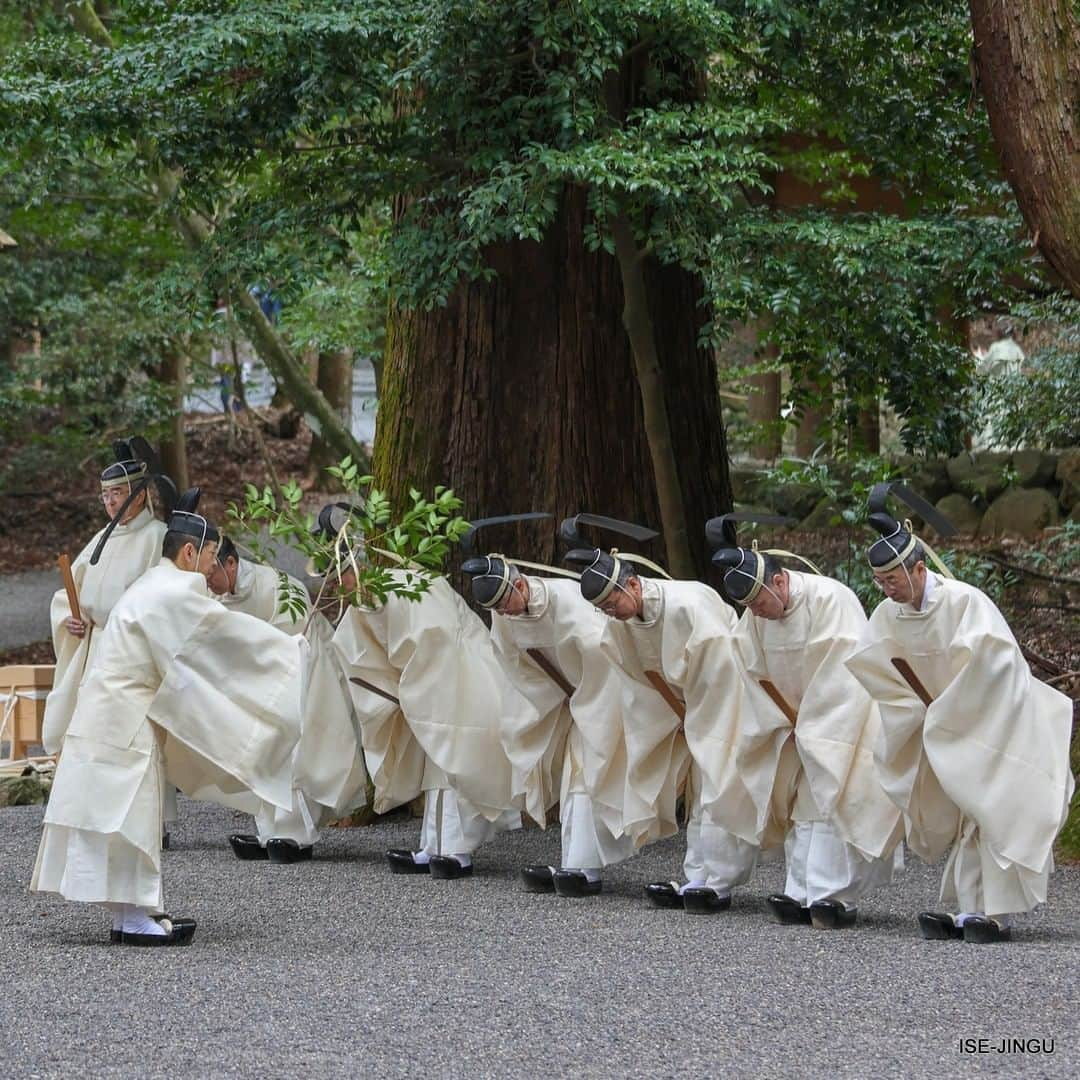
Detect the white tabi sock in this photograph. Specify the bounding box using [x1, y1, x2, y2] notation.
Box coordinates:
[679, 879, 706, 895]
[452, 854, 472, 869]
[120, 905, 167, 937]
[412, 850, 431, 865]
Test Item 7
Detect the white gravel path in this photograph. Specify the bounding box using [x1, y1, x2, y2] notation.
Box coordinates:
[2, 799, 1077, 1079]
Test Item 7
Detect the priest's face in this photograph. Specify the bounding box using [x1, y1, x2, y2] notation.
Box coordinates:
[100, 484, 146, 524]
[748, 571, 789, 620]
[496, 576, 529, 616]
[599, 576, 642, 621]
[196, 540, 220, 578]
[206, 556, 238, 596]
[874, 561, 927, 606]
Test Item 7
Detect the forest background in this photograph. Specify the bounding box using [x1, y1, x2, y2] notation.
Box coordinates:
[0, 2, 1077, 836]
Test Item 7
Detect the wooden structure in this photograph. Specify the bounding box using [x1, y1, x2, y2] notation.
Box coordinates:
[0, 665, 53, 762]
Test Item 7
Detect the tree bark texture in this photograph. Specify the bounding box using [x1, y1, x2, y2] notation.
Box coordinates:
[374, 189, 731, 577]
[969, 0, 1080, 298]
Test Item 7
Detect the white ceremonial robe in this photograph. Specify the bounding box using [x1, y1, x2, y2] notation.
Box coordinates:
[490, 576, 634, 871]
[846, 574, 1075, 918]
[32, 561, 304, 909]
[219, 560, 368, 844]
[598, 579, 758, 891]
[733, 573, 904, 906]
[218, 558, 307, 632]
[42, 508, 166, 753]
[333, 573, 530, 854]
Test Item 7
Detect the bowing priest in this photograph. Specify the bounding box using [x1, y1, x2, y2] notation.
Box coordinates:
[460, 514, 635, 898]
[42, 438, 171, 754]
[31, 491, 306, 946]
[207, 535, 368, 864]
[564, 515, 756, 915]
[844, 484, 1075, 944]
[325, 505, 531, 879]
[710, 515, 903, 930]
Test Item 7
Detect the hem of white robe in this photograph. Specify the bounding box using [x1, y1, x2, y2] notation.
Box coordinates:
[31, 826, 163, 910]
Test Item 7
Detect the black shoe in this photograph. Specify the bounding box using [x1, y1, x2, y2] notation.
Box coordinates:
[682, 887, 732, 914]
[917, 911, 963, 940]
[552, 870, 602, 898]
[228, 834, 268, 861]
[810, 899, 857, 929]
[161, 831, 171, 851]
[118, 916, 197, 947]
[386, 849, 430, 874]
[266, 839, 314, 864]
[111, 913, 197, 944]
[428, 855, 474, 880]
[644, 881, 685, 910]
[766, 894, 812, 926]
[521, 865, 556, 893]
[961, 916, 1012, 944]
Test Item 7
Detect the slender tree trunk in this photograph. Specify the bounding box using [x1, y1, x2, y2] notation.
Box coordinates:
[68, 0, 368, 466]
[158, 349, 189, 491]
[609, 214, 694, 578]
[852, 403, 881, 454]
[795, 390, 831, 458]
[306, 348, 354, 488]
[375, 188, 731, 577]
[747, 369, 782, 461]
[969, 0, 1080, 298]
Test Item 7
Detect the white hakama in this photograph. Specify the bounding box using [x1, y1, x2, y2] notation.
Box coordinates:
[32, 562, 305, 911]
[220, 561, 368, 845]
[334, 573, 532, 857]
[846, 574, 1074, 919]
[734, 573, 904, 908]
[598, 579, 756, 892]
[490, 576, 635, 874]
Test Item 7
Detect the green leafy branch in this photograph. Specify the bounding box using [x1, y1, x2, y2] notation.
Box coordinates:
[225, 456, 470, 624]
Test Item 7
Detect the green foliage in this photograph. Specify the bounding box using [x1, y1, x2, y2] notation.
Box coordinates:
[760, 451, 900, 526]
[755, 451, 1056, 610]
[0, 0, 1071, 464]
[226, 457, 471, 617]
[1013, 520, 1080, 579]
[972, 299, 1080, 449]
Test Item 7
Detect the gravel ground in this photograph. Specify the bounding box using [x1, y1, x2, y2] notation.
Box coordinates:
[0, 571, 55, 651]
[2, 799, 1077, 1080]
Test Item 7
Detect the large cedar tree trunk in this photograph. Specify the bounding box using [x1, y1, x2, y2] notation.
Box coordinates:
[374, 188, 731, 575]
[969, 0, 1080, 298]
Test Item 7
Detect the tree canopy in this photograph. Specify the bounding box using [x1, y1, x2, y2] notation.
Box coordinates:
[0, 0, 1073, 471]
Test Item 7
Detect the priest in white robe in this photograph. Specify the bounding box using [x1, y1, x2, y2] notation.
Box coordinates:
[712, 526, 903, 930]
[42, 441, 167, 754]
[845, 493, 1075, 944]
[567, 544, 758, 914]
[328, 527, 531, 880]
[206, 536, 368, 863]
[462, 552, 635, 898]
[31, 492, 305, 946]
